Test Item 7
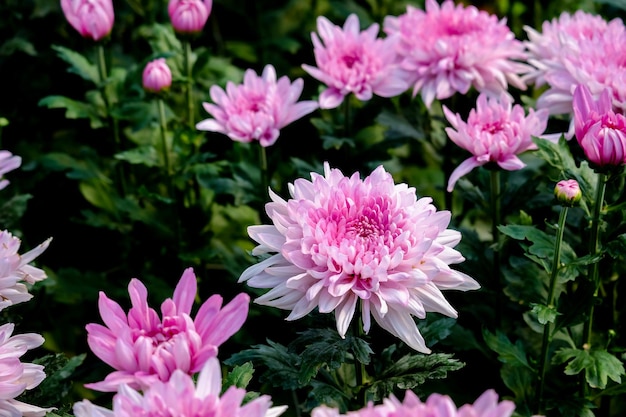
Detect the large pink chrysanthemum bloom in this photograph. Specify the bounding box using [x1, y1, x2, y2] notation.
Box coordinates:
[60, 0, 114, 41]
[196, 64, 318, 147]
[0, 323, 54, 417]
[443, 92, 549, 191]
[239, 163, 479, 354]
[524, 11, 626, 121]
[85, 267, 250, 392]
[0, 230, 51, 312]
[74, 358, 287, 417]
[312, 389, 515, 417]
[301, 13, 410, 109]
[383, 0, 530, 108]
[0, 151, 21, 191]
[168, 0, 212, 35]
[573, 84, 626, 170]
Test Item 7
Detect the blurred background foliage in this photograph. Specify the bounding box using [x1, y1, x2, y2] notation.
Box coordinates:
[1, 0, 626, 416]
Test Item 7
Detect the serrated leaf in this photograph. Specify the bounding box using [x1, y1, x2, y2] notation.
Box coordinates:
[222, 362, 255, 391]
[114, 146, 160, 167]
[51, 45, 99, 83]
[321, 135, 356, 150]
[530, 302, 559, 325]
[553, 348, 625, 389]
[483, 329, 533, 370]
[38, 95, 104, 129]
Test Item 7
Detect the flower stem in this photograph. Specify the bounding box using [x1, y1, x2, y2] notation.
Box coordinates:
[183, 40, 194, 130]
[351, 305, 366, 406]
[259, 145, 268, 200]
[490, 169, 502, 328]
[157, 98, 172, 179]
[535, 205, 569, 415]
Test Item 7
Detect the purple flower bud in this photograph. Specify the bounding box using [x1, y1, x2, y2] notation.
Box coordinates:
[142, 58, 172, 94]
[61, 0, 114, 41]
[554, 179, 582, 206]
[168, 0, 212, 35]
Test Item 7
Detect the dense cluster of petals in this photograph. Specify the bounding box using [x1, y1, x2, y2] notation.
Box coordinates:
[196, 64, 318, 147]
[0, 230, 51, 311]
[60, 0, 114, 41]
[168, 0, 212, 35]
[311, 389, 515, 417]
[443, 92, 549, 191]
[142, 58, 172, 94]
[524, 11, 626, 119]
[302, 13, 409, 109]
[383, 0, 529, 108]
[239, 163, 479, 353]
[85, 268, 250, 392]
[573, 84, 626, 170]
[0, 323, 53, 417]
[74, 358, 287, 417]
[0, 151, 21, 191]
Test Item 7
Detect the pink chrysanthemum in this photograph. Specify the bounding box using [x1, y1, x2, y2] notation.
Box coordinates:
[239, 163, 479, 353]
[60, 0, 114, 41]
[383, 0, 530, 108]
[74, 358, 287, 417]
[85, 267, 250, 392]
[301, 13, 410, 109]
[312, 389, 515, 417]
[443, 92, 549, 191]
[524, 11, 626, 119]
[0, 323, 54, 417]
[168, 0, 212, 35]
[0, 151, 21, 191]
[196, 64, 318, 147]
[573, 84, 626, 170]
[0, 230, 51, 312]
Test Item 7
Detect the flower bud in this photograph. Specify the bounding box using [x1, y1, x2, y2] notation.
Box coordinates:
[61, 0, 114, 41]
[142, 59, 172, 94]
[168, 0, 213, 35]
[554, 179, 582, 207]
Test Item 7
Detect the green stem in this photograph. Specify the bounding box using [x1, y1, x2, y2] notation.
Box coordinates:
[351, 303, 366, 406]
[259, 145, 268, 199]
[582, 173, 607, 350]
[184, 40, 194, 130]
[343, 96, 352, 138]
[535, 205, 569, 414]
[491, 169, 502, 327]
[157, 98, 171, 178]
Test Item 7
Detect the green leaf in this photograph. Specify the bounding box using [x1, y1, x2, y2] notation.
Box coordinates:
[530, 302, 559, 325]
[38, 95, 104, 129]
[51, 45, 99, 83]
[222, 362, 255, 391]
[553, 348, 625, 389]
[483, 329, 533, 370]
[114, 146, 160, 167]
[321, 135, 356, 150]
[0, 194, 32, 229]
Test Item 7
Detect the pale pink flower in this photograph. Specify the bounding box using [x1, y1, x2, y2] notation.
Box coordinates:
[60, 0, 114, 41]
[301, 13, 410, 109]
[524, 11, 626, 120]
[312, 389, 515, 417]
[74, 358, 287, 417]
[0, 323, 54, 417]
[168, 0, 212, 35]
[0, 151, 21, 191]
[443, 92, 549, 191]
[0, 230, 51, 312]
[383, 0, 530, 108]
[239, 163, 479, 354]
[142, 58, 172, 93]
[554, 179, 582, 207]
[85, 267, 250, 392]
[573, 84, 626, 170]
[197, 64, 318, 147]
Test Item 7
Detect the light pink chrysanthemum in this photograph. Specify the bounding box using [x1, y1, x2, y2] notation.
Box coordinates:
[239, 163, 479, 353]
[142, 58, 172, 94]
[383, 0, 530, 108]
[0, 230, 51, 312]
[85, 267, 250, 392]
[0, 323, 54, 417]
[60, 0, 114, 41]
[168, 0, 212, 35]
[0, 151, 21, 191]
[196, 64, 318, 147]
[74, 358, 287, 417]
[524, 11, 626, 120]
[301, 13, 410, 109]
[573, 84, 626, 169]
[443, 92, 549, 191]
[312, 389, 515, 417]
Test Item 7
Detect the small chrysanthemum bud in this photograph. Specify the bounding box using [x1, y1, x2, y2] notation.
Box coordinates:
[142, 58, 172, 94]
[554, 179, 582, 207]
